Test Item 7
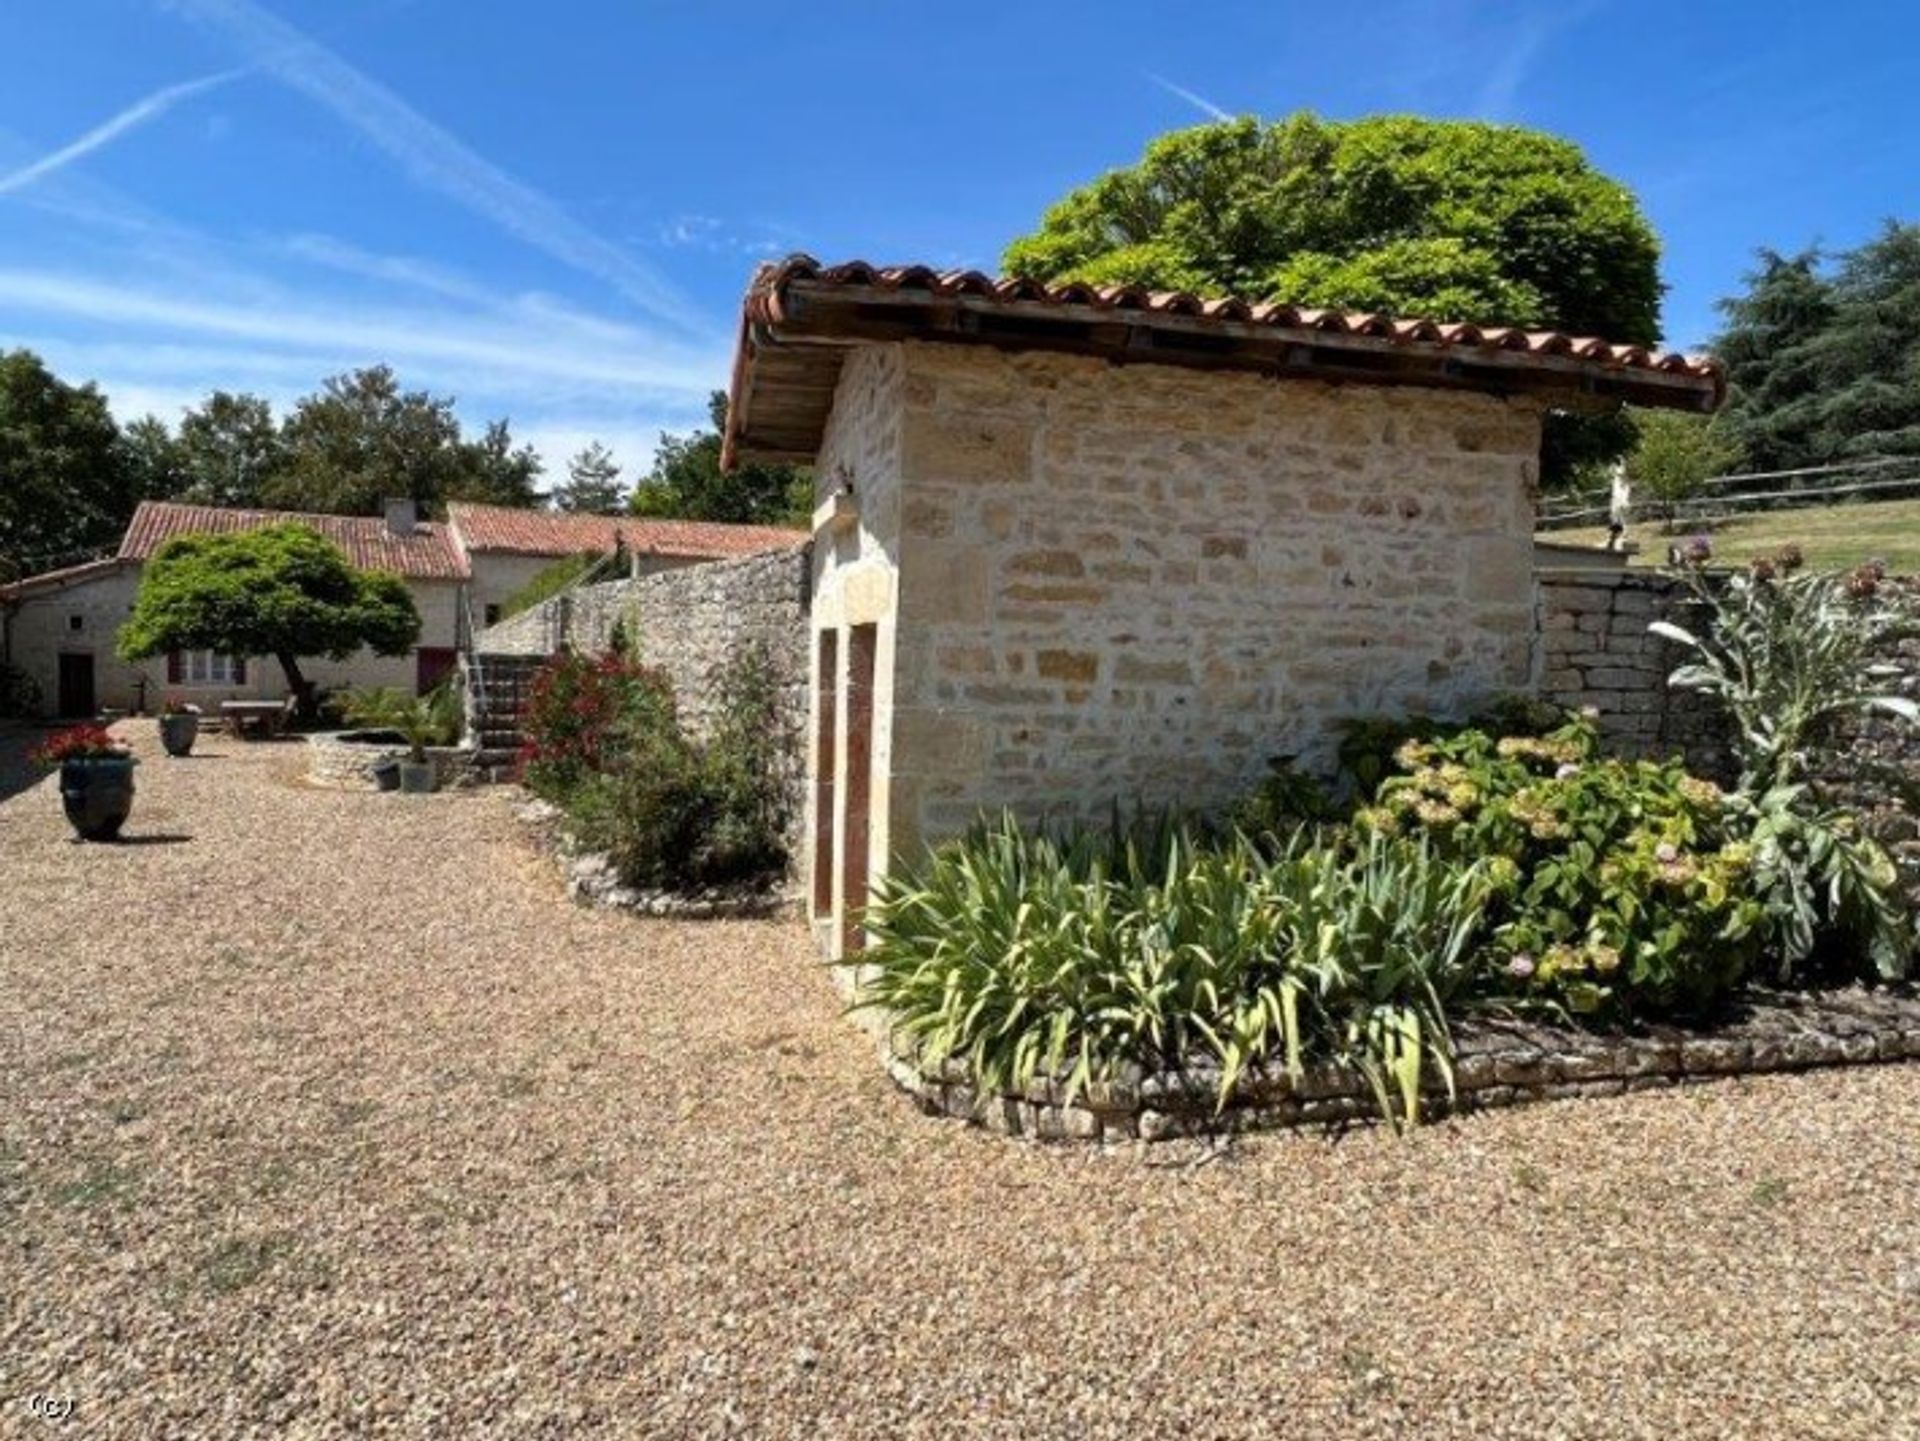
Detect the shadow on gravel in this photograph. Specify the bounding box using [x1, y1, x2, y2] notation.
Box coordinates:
[107, 834, 194, 847]
[0, 726, 54, 806]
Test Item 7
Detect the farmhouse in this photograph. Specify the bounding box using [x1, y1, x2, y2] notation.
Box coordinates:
[721, 256, 1724, 956]
[0, 498, 799, 716]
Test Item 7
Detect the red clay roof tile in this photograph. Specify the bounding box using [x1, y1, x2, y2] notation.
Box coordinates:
[725, 254, 1724, 469]
[118, 502, 470, 580]
[445, 503, 803, 560]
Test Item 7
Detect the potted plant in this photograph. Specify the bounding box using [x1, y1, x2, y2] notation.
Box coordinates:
[342, 684, 461, 795]
[157, 697, 201, 757]
[35, 724, 137, 841]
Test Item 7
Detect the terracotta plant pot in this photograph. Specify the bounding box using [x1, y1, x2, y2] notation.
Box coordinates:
[158, 712, 199, 757]
[59, 757, 137, 841]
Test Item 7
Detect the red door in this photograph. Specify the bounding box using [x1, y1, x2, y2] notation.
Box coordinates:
[416, 648, 458, 695]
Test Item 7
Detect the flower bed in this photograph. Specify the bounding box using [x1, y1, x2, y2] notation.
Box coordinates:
[513, 795, 788, 918]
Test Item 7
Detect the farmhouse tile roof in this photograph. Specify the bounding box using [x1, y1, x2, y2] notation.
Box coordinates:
[0, 556, 132, 602]
[723, 254, 1726, 467]
[445, 502, 804, 561]
[118, 501, 471, 580]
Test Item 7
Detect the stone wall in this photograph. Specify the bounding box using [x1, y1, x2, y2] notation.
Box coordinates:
[881, 342, 1544, 855]
[469, 553, 715, 657]
[1535, 569, 1920, 906]
[1533, 570, 1732, 778]
[305, 732, 472, 790]
[624, 543, 812, 745]
[474, 544, 814, 853]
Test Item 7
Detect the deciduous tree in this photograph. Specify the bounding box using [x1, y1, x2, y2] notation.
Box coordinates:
[630, 392, 809, 526]
[118, 524, 420, 711]
[0, 349, 134, 579]
[1003, 114, 1666, 483]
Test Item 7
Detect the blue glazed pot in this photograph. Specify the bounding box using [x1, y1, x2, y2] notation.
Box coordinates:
[59, 757, 137, 841]
[158, 713, 199, 757]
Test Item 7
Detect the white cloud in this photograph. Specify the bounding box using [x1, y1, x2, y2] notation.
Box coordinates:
[159, 0, 707, 332]
[0, 69, 243, 197]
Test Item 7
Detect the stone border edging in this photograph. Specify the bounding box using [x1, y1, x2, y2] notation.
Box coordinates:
[879, 988, 1920, 1142]
[512, 794, 792, 920]
[305, 732, 475, 791]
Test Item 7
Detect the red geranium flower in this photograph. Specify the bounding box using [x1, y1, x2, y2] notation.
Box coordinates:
[33, 725, 131, 765]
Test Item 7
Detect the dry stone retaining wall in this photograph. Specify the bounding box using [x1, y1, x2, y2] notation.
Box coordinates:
[305, 733, 472, 790]
[1535, 570, 1920, 906]
[476, 545, 814, 860]
[883, 989, 1920, 1143]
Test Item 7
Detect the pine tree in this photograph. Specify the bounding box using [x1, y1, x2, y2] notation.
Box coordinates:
[553, 442, 626, 514]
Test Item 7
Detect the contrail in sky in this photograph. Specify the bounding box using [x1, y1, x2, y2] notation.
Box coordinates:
[0, 70, 242, 197]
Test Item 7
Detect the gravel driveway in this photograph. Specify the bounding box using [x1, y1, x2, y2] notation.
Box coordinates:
[2, 724, 1916, 1439]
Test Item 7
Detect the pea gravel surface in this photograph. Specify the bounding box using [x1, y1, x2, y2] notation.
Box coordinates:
[2, 725, 1916, 1440]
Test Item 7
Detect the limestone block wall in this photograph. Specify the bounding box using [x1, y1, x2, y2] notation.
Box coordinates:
[1533, 570, 1732, 777]
[3, 565, 462, 715]
[808, 346, 908, 951]
[474, 546, 815, 853]
[882, 342, 1544, 851]
[1536, 570, 1920, 907]
[471, 553, 706, 656]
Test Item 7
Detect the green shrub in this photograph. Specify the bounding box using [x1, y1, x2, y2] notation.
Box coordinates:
[0, 660, 41, 718]
[1654, 559, 1916, 792]
[498, 550, 610, 621]
[1652, 557, 1914, 980]
[1358, 719, 1768, 1019]
[340, 681, 462, 761]
[857, 814, 1492, 1127]
[1219, 832, 1493, 1126]
[1335, 694, 1569, 799]
[1228, 756, 1337, 840]
[526, 645, 791, 891]
[517, 653, 674, 802]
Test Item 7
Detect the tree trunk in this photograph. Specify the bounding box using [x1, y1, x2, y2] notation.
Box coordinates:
[276, 653, 316, 720]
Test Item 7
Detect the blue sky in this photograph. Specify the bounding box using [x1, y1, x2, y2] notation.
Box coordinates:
[0, 1, 1912, 479]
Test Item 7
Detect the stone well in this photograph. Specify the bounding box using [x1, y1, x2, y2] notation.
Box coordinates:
[306, 730, 473, 791]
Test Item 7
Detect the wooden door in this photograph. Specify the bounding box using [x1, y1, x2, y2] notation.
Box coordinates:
[813, 630, 838, 920]
[840, 624, 877, 954]
[56, 653, 95, 718]
[416, 647, 458, 695]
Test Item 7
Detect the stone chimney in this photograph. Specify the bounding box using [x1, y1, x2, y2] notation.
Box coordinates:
[383, 498, 418, 537]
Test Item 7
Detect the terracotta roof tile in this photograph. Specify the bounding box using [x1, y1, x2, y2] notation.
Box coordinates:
[725, 254, 1724, 468]
[118, 502, 470, 580]
[0, 556, 131, 602]
[445, 503, 804, 560]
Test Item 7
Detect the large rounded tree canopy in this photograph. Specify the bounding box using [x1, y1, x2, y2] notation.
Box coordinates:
[1002, 114, 1664, 346]
[118, 523, 421, 699]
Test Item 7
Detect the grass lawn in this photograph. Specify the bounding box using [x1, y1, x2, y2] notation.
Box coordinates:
[1544, 495, 1920, 572]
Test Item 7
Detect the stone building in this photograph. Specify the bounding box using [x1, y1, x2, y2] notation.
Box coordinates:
[1, 499, 800, 716]
[719, 256, 1724, 956]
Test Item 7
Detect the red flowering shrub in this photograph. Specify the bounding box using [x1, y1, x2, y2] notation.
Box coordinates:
[33, 725, 131, 765]
[517, 653, 676, 801]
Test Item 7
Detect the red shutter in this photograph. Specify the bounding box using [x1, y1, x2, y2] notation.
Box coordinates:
[232, 656, 247, 684]
[167, 651, 183, 683]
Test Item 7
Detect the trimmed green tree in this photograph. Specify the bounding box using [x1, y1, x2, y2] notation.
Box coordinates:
[631, 391, 811, 525]
[1003, 113, 1665, 484]
[118, 524, 421, 712]
[1624, 408, 1740, 530]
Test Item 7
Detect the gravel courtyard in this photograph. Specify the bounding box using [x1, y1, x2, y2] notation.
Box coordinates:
[2, 725, 1916, 1440]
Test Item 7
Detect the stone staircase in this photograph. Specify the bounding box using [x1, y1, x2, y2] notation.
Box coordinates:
[463, 652, 548, 782]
